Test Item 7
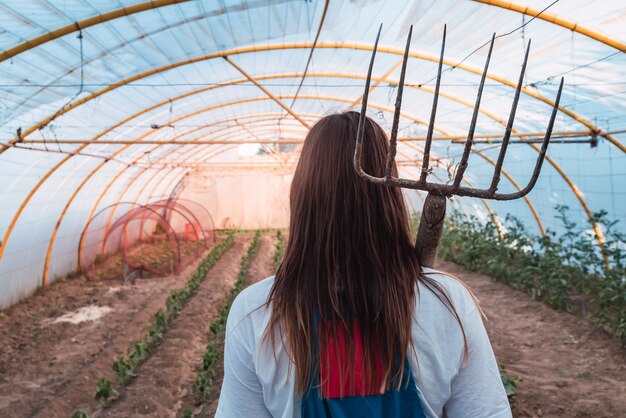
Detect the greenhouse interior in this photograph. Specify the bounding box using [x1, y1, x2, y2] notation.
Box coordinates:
[0, 0, 624, 417]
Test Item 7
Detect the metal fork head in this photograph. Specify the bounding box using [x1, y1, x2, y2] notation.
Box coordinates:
[354, 24, 565, 201]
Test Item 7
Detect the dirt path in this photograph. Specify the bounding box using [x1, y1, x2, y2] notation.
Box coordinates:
[198, 232, 278, 418]
[0, 241, 219, 417]
[437, 260, 626, 418]
[3, 235, 622, 418]
[96, 234, 252, 418]
[247, 233, 278, 285]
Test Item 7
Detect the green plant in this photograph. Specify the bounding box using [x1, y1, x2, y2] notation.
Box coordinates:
[439, 207, 625, 341]
[273, 230, 285, 271]
[209, 320, 220, 335]
[112, 355, 136, 384]
[193, 370, 213, 403]
[202, 345, 219, 370]
[94, 378, 118, 405]
[181, 409, 193, 418]
[193, 231, 261, 404]
[499, 363, 517, 397]
[71, 410, 91, 418]
[89, 233, 236, 410]
[129, 340, 149, 364]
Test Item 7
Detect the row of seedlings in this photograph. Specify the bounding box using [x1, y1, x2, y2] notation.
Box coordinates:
[439, 207, 626, 341]
[77, 234, 235, 415]
[273, 230, 285, 271]
[191, 231, 261, 409]
[218, 227, 282, 236]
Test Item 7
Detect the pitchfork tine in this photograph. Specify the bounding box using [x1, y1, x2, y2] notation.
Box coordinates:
[354, 24, 382, 180]
[452, 33, 496, 189]
[513, 77, 564, 197]
[384, 25, 413, 179]
[488, 39, 530, 194]
[419, 24, 446, 184]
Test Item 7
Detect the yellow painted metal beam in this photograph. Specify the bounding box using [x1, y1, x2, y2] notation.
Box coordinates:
[117, 82, 608, 263]
[42, 68, 598, 250]
[19, 129, 594, 146]
[0, 0, 191, 63]
[40, 117, 314, 283]
[12, 79, 600, 280]
[43, 116, 316, 282]
[4, 43, 622, 156]
[348, 60, 403, 111]
[79, 94, 502, 267]
[35, 82, 556, 274]
[25, 113, 317, 278]
[473, 0, 626, 52]
[7, 69, 603, 276]
[83, 92, 441, 259]
[158, 110, 507, 240]
[223, 56, 311, 129]
[21, 138, 294, 145]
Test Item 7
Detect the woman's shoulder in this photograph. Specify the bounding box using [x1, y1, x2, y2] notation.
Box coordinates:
[236, 276, 275, 304]
[228, 276, 275, 326]
[417, 267, 480, 316]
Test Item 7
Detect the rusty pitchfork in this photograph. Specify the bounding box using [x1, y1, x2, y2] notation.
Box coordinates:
[354, 24, 564, 268]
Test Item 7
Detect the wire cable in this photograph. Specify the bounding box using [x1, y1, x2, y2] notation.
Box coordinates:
[416, 0, 560, 87]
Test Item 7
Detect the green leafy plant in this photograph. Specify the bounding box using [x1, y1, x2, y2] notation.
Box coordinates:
[273, 230, 285, 271]
[129, 340, 149, 364]
[202, 345, 219, 370]
[209, 320, 220, 335]
[94, 378, 118, 405]
[112, 355, 136, 384]
[499, 363, 518, 397]
[71, 410, 91, 418]
[91, 233, 235, 408]
[439, 207, 625, 341]
[193, 231, 261, 405]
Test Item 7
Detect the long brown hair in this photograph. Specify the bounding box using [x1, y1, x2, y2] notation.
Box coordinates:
[265, 111, 463, 396]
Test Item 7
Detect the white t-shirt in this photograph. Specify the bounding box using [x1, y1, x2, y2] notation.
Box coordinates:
[216, 268, 512, 418]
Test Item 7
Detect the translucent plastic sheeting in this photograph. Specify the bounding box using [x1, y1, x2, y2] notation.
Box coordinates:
[0, 0, 625, 308]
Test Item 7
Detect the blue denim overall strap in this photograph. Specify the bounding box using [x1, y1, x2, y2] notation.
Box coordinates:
[300, 319, 426, 418]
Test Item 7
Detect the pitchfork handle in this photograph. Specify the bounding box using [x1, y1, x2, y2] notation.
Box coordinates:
[415, 193, 447, 268]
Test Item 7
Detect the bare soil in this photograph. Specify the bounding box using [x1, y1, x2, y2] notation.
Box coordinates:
[87, 239, 206, 281]
[199, 233, 277, 418]
[98, 234, 253, 418]
[0, 238, 223, 417]
[1, 237, 624, 418]
[437, 260, 626, 418]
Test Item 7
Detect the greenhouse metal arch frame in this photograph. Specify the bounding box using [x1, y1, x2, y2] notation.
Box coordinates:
[0, 0, 624, 307]
[0, 66, 610, 268]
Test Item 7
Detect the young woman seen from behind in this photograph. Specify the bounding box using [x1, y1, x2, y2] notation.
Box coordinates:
[216, 111, 511, 418]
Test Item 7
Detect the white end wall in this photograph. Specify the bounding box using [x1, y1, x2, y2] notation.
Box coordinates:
[176, 170, 291, 230]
